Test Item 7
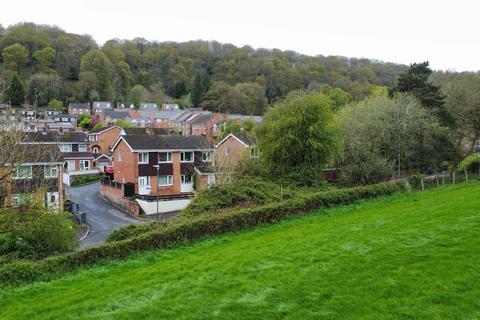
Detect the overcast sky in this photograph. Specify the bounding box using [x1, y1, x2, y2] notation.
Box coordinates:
[1, 0, 479, 71]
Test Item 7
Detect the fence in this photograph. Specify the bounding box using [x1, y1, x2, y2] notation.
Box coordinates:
[408, 169, 480, 191]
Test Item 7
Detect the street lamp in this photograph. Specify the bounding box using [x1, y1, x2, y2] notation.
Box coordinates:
[153, 164, 160, 218]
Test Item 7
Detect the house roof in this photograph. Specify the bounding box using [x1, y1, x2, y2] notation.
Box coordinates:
[93, 101, 112, 110]
[104, 110, 130, 120]
[63, 152, 95, 159]
[114, 135, 213, 151]
[69, 103, 90, 109]
[22, 132, 89, 143]
[140, 103, 158, 110]
[90, 125, 122, 134]
[16, 144, 64, 164]
[216, 133, 255, 148]
[188, 113, 214, 125]
[123, 127, 170, 135]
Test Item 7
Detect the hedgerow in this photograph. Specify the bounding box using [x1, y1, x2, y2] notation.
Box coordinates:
[0, 182, 403, 288]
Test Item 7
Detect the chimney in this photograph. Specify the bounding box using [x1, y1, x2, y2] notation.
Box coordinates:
[146, 126, 154, 136]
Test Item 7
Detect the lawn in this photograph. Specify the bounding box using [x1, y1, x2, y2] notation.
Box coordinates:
[0, 183, 479, 319]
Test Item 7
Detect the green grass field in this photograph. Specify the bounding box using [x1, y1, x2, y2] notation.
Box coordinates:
[1, 183, 479, 319]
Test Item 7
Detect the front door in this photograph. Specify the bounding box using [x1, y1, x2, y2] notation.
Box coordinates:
[138, 176, 151, 195]
[180, 175, 194, 192]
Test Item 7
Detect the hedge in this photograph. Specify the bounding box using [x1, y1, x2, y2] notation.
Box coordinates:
[0, 182, 404, 288]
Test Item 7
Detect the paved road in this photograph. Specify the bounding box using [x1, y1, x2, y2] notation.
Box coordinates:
[67, 182, 143, 248]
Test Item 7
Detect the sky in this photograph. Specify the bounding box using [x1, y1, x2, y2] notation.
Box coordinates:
[1, 0, 479, 71]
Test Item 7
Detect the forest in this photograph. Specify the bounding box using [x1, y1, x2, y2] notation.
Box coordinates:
[0, 22, 409, 114]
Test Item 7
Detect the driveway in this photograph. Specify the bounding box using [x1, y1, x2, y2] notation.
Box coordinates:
[67, 182, 143, 248]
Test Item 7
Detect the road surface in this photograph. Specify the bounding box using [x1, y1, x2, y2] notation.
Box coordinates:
[67, 182, 143, 248]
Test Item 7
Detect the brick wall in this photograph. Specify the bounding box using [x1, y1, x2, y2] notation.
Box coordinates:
[95, 127, 122, 155]
[113, 139, 138, 188]
[215, 136, 249, 168]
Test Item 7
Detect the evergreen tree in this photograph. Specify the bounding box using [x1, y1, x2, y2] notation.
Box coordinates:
[6, 73, 25, 107]
[191, 71, 211, 106]
[393, 62, 448, 124]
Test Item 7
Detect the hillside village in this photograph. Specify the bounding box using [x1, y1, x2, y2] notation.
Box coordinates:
[0, 100, 261, 217]
[1, 13, 480, 319]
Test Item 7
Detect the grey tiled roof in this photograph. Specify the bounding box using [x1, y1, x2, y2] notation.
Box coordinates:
[121, 135, 213, 151]
[22, 132, 89, 143]
[69, 103, 90, 109]
[63, 152, 95, 159]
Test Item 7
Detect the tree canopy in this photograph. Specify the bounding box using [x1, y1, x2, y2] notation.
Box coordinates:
[255, 92, 340, 184]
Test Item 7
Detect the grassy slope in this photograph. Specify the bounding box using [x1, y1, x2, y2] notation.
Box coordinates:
[1, 183, 480, 319]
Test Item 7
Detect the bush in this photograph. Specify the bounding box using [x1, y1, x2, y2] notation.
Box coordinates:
[0, 204, 79, 260]
[407, 173, 423, 189]
[183, 178, 295, 216]
[0, 183, 403, 287]
[71, 174, 103, 186]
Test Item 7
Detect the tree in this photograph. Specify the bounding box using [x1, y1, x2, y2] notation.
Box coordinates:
[128, 84, 146, 107]
[80, 49, 113, 100]
[235, 82, 267, 115]
[6, 73, 25, 106]
[219, 118, 255, 140]
[337, 94, 450, 185]
[48, 99, 63, 110]
[393, 62, 448, 124]
[78, 114, 92, 129]
[2, 43, 29, 71]
[33, 47, 56, 73]
[27, 73, 62, 106]
[191, 71, 211, 106]
[323, 86, 351, 112]
[201, 81, 248, 114]
[115, 119, 132, 128]
[255, 92, 340, 184]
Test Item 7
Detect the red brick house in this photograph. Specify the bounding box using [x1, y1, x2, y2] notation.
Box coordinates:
[215, 133, 257, 168]
[67, 103, 91, 116]
[101, 134, 214, 215]
[181, 113, 226, 137]
[88, 125, 125, 171]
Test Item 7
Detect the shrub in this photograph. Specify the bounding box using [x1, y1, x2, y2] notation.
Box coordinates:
[0, 183, 403, 287]
[183, 178, 295, 216]
[407, 173, 423, 189]
[71, 174, 103, 186]
[0, 204, 79, 260]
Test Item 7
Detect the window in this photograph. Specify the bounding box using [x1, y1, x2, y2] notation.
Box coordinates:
[80, 160, 90, 171]
[44, 165, 58, 178]
[92, 146, 99, 154]
[180, 152, 194, 162]
[158, 175, 173, 186]
[78, 144, 87, 152]
[138, 152, 149, 164]
[158, 152, 172, 163]
[202, 151, 212, 162]
[59, 144, 72, 152]
[224, 147, 230, 156]
[181, 175, 192, 184]
[118, 151, 122, 161]
[88, 135, 97, 142]
[13, 165, 32, 179]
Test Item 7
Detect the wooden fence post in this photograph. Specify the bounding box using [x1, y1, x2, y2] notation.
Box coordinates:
[442, 174, 445, 185]
[465, 168, 468, 183]
[421, 178, 424, 191]
[453, 171, 455, 185]
[435, 176, 439, 187]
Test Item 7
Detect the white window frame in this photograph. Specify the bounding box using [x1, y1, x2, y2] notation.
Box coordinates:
[180, 152, 194, 163]
[118, 151, 122, 161]
[80, 160, 90, 171]
[181, 174, 192, 184]
[250, 147, 258, 158]
[225, 147, 230, 156]
[78, 144, 87, 152]
[59, 144, 72, 152]
[202, 151, 212, 162]
[13, 165, 32, 179]
[138, 152, 149, 164]
[158, 175, 173, 186]
[92, 146, 99, 154]
[44, 165, 58, 178]
[158, 152, 172, 163]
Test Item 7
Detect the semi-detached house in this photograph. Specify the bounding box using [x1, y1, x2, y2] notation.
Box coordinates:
[103, 134, 215, 215]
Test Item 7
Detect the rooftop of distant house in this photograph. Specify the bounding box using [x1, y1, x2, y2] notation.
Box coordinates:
[22, 131, 89, 143]
[115, 134, 213, 151]
[93, 102, 112, 110]
[69, 103, 90, 109]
